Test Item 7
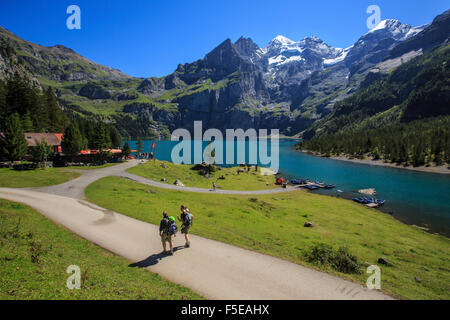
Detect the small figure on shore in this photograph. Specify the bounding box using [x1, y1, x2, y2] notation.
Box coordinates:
[159, 211, 177, 255]
[213, 182, 216, 191]
[178, 205, 194, 248]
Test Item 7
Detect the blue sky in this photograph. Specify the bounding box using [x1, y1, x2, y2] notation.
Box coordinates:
[0, 0, 448, 78]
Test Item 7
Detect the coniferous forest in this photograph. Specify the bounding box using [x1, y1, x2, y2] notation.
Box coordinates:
[298, 44, 450, 168]
[0, 73, 122, 161]
[297, 117, 450, 167]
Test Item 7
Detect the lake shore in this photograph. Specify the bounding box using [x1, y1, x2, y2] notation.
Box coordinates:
[299, 151, 450, 175]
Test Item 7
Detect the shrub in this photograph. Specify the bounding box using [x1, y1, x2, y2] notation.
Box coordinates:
[191, 163, 217, 176]
[332, 247, 362, 274]
[306, 243, 362, 274]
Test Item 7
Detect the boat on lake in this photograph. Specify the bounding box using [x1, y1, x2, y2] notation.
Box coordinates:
[352, 197, 386, 207]
[291, 179, 309, 185]
[303, 185, 321, 191]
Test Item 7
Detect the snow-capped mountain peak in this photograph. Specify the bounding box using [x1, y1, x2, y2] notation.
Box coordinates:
[365, 19, 425, 41]
[367, 19, 391, 33]
[259, 35, 344, 69]
[271, 35, 296, 46]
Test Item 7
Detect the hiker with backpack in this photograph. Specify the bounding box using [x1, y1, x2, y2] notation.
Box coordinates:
[159, 211, 178, 255]
[178, 205, 194, 248]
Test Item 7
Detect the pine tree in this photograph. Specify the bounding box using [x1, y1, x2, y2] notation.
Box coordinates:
[109, 126, 122, 148]
[7, 74, 39, 118]
[45, 87, 68, 132]
[32, 94, 49, 132]
[137, 138, 144, 154]
[21, 111, 34, 132]
[122, 141, 131, 158]
[0, 113, 28, 162]
[412, 141, 426, 167]
[62, 122, 83, 157]
[5, 73, 49, 131]
[92, 122, 111, 151]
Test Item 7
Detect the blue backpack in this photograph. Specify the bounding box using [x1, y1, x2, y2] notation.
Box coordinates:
[168, 222, 178, 236]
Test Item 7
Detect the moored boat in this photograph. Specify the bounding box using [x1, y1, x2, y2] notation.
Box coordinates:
[353, 197, 386, 207]
[303, 185, 320, 190]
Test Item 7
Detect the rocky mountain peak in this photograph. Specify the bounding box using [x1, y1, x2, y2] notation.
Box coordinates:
[344, 18, 424, 67]
[205, 39, 241, 68]
[234, 36, 260, 61]
[362, 19, 427, 42]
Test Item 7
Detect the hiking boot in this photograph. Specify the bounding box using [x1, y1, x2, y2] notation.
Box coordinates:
[185, 242, 190, 248]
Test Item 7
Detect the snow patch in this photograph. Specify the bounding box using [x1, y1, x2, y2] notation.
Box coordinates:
[367, 20, 389, 33]
[269, 54, 305, 66]
[404, 24, 428, 39]
[271, 35, 295, 46]
[323, 46, 353, 66]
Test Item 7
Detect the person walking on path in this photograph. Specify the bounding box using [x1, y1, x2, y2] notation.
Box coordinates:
[159, 211, 177, 255]
[212, 182, 216, 191]
[178, 205, 194, 248]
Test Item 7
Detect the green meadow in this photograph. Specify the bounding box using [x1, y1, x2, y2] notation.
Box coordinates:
[86, 176, 450, 300]
[65, 162, 122, 170]
[0, 168, 80, 188]
[0, 199, 203, 300]
[127, 160, 278, 191]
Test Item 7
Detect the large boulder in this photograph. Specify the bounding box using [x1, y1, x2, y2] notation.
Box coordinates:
[174, 180, 185, 187]
[378, 257, 392, 266]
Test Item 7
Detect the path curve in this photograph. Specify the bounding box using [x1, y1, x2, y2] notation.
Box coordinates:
[34, 160, 301, 199]
[0, 188, 392, 300]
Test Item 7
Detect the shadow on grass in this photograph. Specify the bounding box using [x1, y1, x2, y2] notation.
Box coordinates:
[129, 246, 186, 268]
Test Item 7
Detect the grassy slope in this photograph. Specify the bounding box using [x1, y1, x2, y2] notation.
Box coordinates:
[86, 177, 450, 300]
[0, 199, 203, 300]
[127, 160, 278, 191]
[0, 168, 80, 188]
[65, 163, 122, 170]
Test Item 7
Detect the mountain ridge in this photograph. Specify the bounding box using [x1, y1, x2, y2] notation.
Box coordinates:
[0, 9, 449, 138]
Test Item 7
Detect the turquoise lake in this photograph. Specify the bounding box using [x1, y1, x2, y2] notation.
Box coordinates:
[126, 139, 450, 237]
